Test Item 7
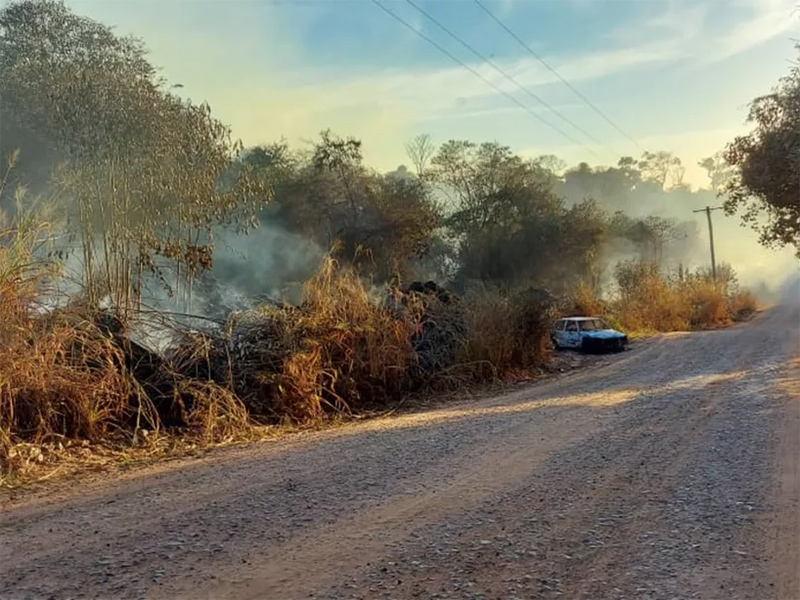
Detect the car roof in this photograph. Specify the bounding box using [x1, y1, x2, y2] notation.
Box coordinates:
[562, 316, 602, 321]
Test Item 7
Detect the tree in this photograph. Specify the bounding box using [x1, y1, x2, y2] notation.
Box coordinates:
[0, 0, 270, 310]
[561, 158, 643, 212]
[608, 213, 688, 266]
[250, 131, 441, 281]
[430, 140, 562, 234]
[562, 162, 596, 199]
[698, 153, 733, 192]
[428, 140, 607, 290]
[723, 43, 800, 256]
[638, 151, 685, 189]
[364, 175, 441, 280]
[405, 133, 436, 176]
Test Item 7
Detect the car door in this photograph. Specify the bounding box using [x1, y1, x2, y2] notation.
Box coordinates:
[564, 320, 582, 348]
[552, 320, 567, 347]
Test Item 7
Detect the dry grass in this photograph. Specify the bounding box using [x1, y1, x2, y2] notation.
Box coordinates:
[168, 259, 555, 429]
[569, 280, 607, 317]
[613, 261, 691, 332]
[168, 258, 424, 424]
[567, 260, 760, 335]
[0, 312, 134, 464]
[2, 242, 563, 485]
[457, 287, 553, 381]
[0, 238, 759, 487]
[729, 290, 759, 321]
[0, 187, 252, 480]
[458, 290, 515, 380]
[0, 300, 255, 480]
[271, 258, 423, 420]
[686, 279, 730, 328]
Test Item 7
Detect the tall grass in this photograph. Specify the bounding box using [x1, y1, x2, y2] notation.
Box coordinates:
[614, 261, 691, 331]
[570, 259, 760, 334]
[261, 257, 423, 421]
[729, 290, 758, 321]
[0, 160, 253, 477]
[457, 287, 553, 380]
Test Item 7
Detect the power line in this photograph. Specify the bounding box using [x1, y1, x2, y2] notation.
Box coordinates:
[474, 0, 645, 154]
[371, 0, 600, 158]
[404, 0, 617, 157]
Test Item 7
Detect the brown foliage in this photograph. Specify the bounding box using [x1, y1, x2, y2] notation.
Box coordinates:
[729, 291, 758, 322]
[170, 258, 424, 423]
[568, 260, 758, 334]
[457, 286, 553, 380]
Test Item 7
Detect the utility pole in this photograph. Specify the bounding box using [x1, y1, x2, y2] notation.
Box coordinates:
[693, 205, 724, 282]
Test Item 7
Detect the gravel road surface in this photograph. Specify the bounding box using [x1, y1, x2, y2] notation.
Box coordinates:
[1, 303, 798, 600]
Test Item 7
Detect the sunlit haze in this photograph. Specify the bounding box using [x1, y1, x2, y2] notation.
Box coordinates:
[66, 0, 797, 185]
[63, 0, 799, 286]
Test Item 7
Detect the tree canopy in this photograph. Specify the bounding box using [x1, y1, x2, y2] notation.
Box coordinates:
[723, 43, 800, 256]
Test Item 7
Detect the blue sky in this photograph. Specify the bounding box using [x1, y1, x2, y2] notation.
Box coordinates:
[66, 0, 799, 188]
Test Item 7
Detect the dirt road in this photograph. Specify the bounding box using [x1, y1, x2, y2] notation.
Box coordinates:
[2, 304, 798, 600]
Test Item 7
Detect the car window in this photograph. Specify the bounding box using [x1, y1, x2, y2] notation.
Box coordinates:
[566, 321, 578, 332]
[578, 319, 608, 331]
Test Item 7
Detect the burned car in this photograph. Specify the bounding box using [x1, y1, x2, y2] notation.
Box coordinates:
[551, 316, 628, 353]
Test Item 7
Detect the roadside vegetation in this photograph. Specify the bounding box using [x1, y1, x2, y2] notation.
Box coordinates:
[0, 0, 791, 484]
[568, 262, 758, 335]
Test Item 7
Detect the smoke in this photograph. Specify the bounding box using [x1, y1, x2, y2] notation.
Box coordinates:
[779, 271, 800, 306]
[560, 174, 798, 296]
[33, 216, 324, 351]
[193, 221, 324, 317]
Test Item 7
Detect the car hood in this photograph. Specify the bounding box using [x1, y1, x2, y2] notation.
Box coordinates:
[581, 329, 625, 339]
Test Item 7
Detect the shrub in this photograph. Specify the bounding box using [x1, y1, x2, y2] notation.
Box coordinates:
[685, 279, 729, 328]
[730, 291, 758, 321]
[457, 286, 553, 380]
[566, 280, 607, 318]
[172, 258, 424, 423]
[274, 259, 422, 419]
[585, 260, 758, 334]
[613, 260, 690, 332]
[457, 289, 516, 379]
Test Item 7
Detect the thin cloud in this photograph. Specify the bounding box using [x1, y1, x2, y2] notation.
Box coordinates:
[64, 0, 797, 186]
[702, 0, 799, 64]
[274, 33, 688, 119]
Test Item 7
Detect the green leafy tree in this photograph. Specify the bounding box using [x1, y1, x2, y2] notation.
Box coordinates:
[562, 158, 642, 208]
[431, 141, 562, 234]
[245, 131, 440, 281]
[723, 43, 800, 256]
[428, 140, 605, 290]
